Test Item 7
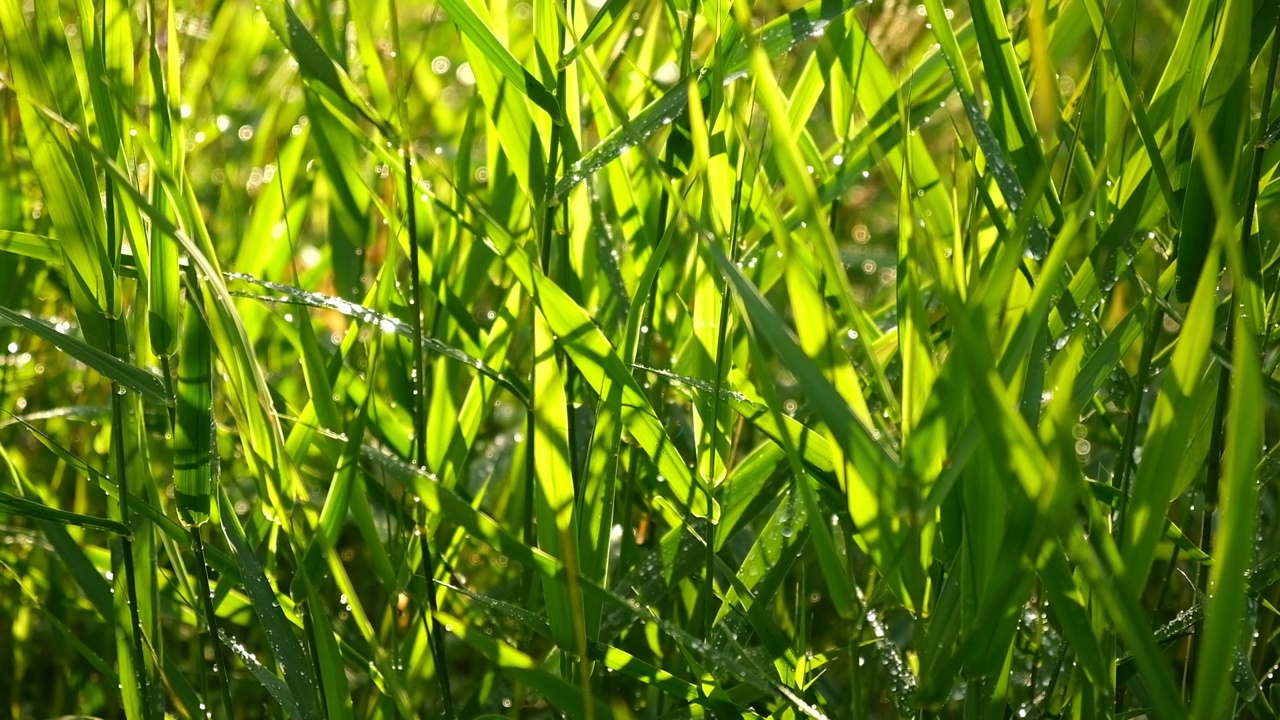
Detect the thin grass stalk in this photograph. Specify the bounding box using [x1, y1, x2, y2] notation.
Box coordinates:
[404, 151, 455, 718]
[702, 93, 755, 639]
[103, 174, 155, 719]
[108, 326, 153, 716]
[191, 526, 235, 718]
[1246, 13, 1280, 332]
[536, 10, 596, 705]
[1114, 299, 1162, 536]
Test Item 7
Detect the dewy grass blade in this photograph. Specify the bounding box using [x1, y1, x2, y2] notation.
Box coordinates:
[225, 271, 529, 404]
[0, 306, 168, 404]
[1121, 239, 1222, 597]
[967, 0, 1062, 226]
[217, 628, 307, 720]
[924, 0, 1051, 258]
[1171, 0, 1251, 302]
[444, 582, 702, 702]
[216, 490, 323, 719]
[703, 239, 898, 528]
[0, 490, 131, 536]
[1188, 63, 1267, 715]
[403, 149, 457, 720]
[434, 611, 608, 717]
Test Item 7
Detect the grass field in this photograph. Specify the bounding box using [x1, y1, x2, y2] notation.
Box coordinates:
[1, 0, 1279, 717]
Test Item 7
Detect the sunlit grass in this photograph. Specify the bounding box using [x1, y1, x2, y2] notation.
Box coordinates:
[0, 0, 1278, 718]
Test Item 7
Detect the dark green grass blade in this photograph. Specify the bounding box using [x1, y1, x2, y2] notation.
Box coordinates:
[174, 295, 214, 526]
[0, 490, 130, 535]
[217, 490, 323, 719]
[217, 628, 307, 720]
[0, 306, 168, 404]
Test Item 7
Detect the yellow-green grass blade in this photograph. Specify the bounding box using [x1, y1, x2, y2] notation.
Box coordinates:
[464, 28, 548, 198]
[0, 0, 113, 335]
[15, 97, 309, 521]
[557, 0, 631, 70]
[445, 582, 702, 702]
[1078, 0, 1182, 230]
[0, 230, 60, 263]
[531, 311, 587, 654]
[703, 239, 908, 602]
[256, 0, 391, 135]
[746, 40, 878, 429]
[298, 581, 354, 720]
[143, 0, 181, 360]
[555, 0, 867, 201]
[472, 208, 715, 520]
[1189, 76, 1268, 716]
[946, 306, 1188, 719]
[439, 0, 560, 120]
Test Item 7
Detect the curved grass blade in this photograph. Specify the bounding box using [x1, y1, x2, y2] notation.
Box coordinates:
[634, 364, 838, 475]
[433, 611, 607, 717]
[1, 409, 111, 492]
[217, 490, 323, 719]
[365, 445, 827, 717]
[0, 230, 60, 263]
[466, 208, 715, 519]
[435, 0, 560, 119]
[0, 0, 112, 326]
[1120, 240, 1221, 596]
[256, 0, 391, 135]
[702, 239, 898, 536]
[217, 628, 307, 720]
[967, 0, 1061, 227]
[923, 0, 1051, 258]
[0, 306, 168, 404]
[557, 0, 631, 70]
[0, 489, 130, 536]
[1171, 0, 1251, 302]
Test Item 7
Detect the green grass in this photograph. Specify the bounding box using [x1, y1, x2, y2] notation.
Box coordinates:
[0, 0, 1278, 717]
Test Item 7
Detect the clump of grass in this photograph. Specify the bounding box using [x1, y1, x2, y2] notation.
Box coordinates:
[0, 0, 1278, 718]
